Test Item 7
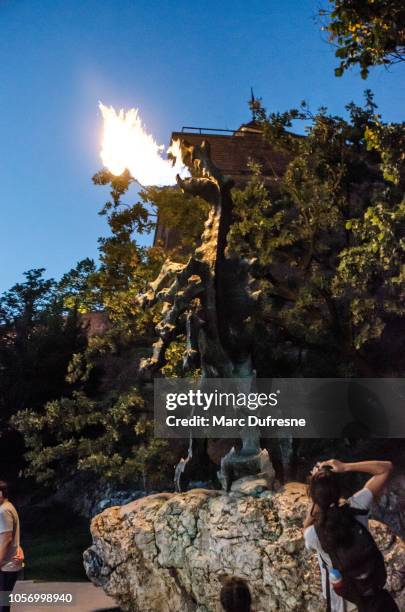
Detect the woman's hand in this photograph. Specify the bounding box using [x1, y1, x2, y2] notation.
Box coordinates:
[320, 459, 346, 473]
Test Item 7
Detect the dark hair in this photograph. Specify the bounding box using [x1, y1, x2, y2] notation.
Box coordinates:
[308, 468, 354, 550]
[220, 577, 252, 612]
[0, 481, 8, 499]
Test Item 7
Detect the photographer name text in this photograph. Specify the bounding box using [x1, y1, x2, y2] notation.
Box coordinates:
[165, 414, 306, 428]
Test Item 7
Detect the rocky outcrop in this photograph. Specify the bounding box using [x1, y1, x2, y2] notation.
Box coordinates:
[83, 483, 405, 612]
[52, 474, 148, 518]
[372, 474, 405, 538]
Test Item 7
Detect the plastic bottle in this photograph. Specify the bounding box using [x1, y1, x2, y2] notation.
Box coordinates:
[330, 568, 344, 596]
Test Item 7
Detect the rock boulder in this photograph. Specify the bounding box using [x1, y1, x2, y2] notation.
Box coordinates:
[83, 483, 405, 611]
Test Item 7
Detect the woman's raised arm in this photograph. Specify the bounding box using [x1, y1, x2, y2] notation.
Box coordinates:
[321, 459, 393, 499]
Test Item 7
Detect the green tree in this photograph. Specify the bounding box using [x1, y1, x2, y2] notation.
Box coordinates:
[320, 0, 405, 77]
[58, 258, 101, 313]
[0, 269, 86, 481]
[11, 170, 205, 489]
[0, 269, 85, 419]
[12, 388, 172, 488]
[230, 93, 405, 376]
[91, 169, 208, 332]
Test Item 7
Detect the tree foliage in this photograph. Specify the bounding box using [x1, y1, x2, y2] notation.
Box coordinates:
[11, 388, 172, 488]
[90, 169, 208, 331]
[231, 92, 405, 375]
[9, 173, 205, 489]
[0, 269, 86, 421]
[320, 0, 405, 77]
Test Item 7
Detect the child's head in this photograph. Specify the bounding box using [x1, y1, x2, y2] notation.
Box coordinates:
[220, 577, 252, 612]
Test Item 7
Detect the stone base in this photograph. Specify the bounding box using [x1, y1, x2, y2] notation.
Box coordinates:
[84, 484, 405, 612]
[230, 475, 270, 497]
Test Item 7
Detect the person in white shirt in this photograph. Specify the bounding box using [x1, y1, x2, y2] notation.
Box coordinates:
[0, 481, 24, 612]
[303, 459, 396, 612]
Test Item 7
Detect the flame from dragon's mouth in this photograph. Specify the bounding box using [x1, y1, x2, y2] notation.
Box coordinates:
[99, 102, 189, 186]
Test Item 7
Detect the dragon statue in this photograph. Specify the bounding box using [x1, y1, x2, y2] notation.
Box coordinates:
[139, 138, 274, 491]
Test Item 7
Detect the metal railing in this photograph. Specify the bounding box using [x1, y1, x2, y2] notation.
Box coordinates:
[180, 126, 236, 134]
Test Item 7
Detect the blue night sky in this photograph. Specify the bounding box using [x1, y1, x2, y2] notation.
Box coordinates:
[0, 0, 404, 293]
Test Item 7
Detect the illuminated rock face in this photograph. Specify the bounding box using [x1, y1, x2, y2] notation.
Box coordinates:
[83, 483, 405, 612]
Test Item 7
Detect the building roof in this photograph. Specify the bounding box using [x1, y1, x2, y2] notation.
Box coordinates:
[171, 123, 291, 187]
